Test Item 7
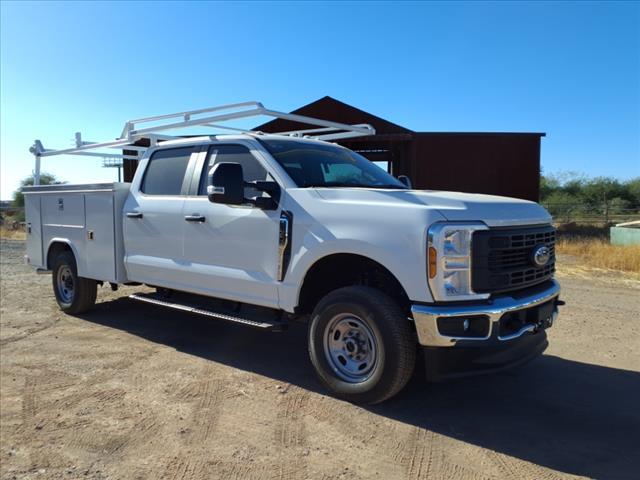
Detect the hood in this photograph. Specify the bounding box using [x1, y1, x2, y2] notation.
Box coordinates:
[313, 188, 551, 228]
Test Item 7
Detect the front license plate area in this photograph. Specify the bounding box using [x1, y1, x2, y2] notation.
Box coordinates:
[500, 300, 557, 337]
[530, 300, 555, 328]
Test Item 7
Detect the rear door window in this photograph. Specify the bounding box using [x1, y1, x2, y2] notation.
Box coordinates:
[141, 147, 194, 195]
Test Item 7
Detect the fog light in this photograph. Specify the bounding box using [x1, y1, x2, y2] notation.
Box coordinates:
[436, 315, 490, 338]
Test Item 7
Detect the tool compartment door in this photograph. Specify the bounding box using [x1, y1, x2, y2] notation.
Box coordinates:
[84, 192, 117, 282]
[24, 194, 44, 268]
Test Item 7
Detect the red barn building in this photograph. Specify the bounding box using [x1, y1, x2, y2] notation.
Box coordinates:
[124, 96, 544, 201]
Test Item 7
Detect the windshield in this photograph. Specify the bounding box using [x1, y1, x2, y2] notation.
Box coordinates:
[260, 139, 407, 189]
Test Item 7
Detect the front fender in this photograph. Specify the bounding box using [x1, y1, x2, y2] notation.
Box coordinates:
[278, 231, 434, 312]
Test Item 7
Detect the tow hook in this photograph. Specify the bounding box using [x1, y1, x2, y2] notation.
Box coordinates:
[537, 302, 562, 331]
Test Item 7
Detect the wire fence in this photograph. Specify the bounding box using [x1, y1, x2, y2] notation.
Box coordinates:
[542, 203, 640, 225]
[3, 203, 639, 227]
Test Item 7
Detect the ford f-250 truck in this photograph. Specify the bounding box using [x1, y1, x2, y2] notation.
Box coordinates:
[23, 103, 561, 404]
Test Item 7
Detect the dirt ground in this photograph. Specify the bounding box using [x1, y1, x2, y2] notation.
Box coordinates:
[1, 239, 639, 480]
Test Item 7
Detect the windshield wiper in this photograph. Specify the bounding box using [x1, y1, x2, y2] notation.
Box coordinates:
[303, 182, 407, 189]
[372, 185, 408, 190]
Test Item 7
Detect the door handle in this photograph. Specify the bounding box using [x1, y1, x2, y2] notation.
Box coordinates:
[184, 214, 206, 223]
[126, 212, 143, 219]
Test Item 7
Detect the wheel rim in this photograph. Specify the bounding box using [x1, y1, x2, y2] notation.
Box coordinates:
[323, 313, 378, 383]
[56, 265, 75, 304]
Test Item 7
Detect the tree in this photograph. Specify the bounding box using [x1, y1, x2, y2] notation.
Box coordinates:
[539, 175, 560, 201]
[623, 177, 640, 205]
[608, 197, 631, 215]
[580, 177, 624, 207]
[541, 191, 582, 222]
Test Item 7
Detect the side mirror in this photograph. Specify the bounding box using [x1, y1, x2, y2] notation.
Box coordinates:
[398, 175, 412, 189]
[207, 162, 244, 205]
[252, 180, 280, 210]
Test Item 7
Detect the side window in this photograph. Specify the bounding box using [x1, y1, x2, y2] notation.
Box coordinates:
[141, 147, 193, 195]
[198, 144, 268, 198]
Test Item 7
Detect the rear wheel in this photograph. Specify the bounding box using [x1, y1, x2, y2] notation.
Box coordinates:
[308, 286, 416, 404]
[52, 251, 97, 314]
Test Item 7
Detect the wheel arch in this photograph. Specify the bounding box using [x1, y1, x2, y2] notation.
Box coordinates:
[296, 253, 411, 315]
[46, 239, 78, 270]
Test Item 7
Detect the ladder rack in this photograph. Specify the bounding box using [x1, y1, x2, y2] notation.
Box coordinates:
[29, 101, 375, 185]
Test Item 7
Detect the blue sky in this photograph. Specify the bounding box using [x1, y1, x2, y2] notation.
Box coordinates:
[1, 1, 638, 199]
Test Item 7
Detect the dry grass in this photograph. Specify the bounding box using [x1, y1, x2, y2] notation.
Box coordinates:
[0, 226, 26, 240]
[556, 237, 640, 275]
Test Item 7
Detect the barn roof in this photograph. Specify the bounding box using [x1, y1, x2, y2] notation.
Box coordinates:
[255, 96, 544, 137]
[254, 96, 413, 135]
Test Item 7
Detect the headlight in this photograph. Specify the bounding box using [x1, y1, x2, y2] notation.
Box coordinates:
[427, 222, 490, 301]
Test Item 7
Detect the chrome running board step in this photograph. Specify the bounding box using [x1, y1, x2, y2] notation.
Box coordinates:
[129, 292, 286, 331]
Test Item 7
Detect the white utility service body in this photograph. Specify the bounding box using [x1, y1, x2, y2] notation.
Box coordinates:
[25, 182, 129, 283]
[23, 102, 562, 404]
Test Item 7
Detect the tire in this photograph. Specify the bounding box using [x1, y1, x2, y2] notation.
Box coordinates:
[51, 251, 97, 314]
[308, 286, 416, 404]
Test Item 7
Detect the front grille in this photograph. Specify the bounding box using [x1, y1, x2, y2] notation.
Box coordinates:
[472, 225, 556, 294]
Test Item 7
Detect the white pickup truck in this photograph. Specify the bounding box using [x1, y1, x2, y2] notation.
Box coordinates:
[23, 103, 561, 404]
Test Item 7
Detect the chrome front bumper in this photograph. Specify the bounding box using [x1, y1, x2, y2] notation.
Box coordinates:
[411, 279, 561, 347]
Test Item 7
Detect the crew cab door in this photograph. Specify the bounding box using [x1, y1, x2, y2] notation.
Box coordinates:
[179, 142, 281, 308]
[123, 146, 201, 286]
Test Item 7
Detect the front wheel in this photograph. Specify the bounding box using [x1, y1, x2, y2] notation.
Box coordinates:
[52, 251, 97, 314]
[308, 286, 416, 404]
